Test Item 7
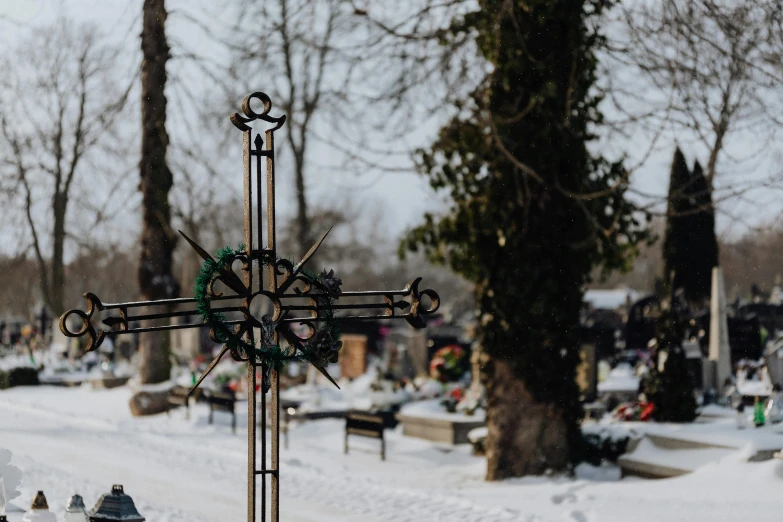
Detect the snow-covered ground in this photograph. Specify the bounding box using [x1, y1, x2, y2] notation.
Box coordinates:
[2, 385, 783, 521]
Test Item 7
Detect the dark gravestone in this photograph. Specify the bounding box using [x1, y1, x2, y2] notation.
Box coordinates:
[696, 313, 762, 365]
[727, 316, 762, 363]
[624, 295, 659, 351]
[580, 317, 620, 361]
[684, 341, 704, 390]
[737, 303, 783, 336]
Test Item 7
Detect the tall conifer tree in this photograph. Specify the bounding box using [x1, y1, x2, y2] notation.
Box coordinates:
[404, 0, 649, 479]
[663, 149, 718, 304]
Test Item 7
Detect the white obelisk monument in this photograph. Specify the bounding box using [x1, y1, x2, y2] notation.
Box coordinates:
[709, 267, 732, 391]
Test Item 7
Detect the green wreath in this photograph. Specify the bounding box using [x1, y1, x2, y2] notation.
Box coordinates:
[194, 244, 342, 371]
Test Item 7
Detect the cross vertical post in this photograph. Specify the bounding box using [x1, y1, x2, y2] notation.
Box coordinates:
[240, 121, 257, 522]
[264, 121, 280, 522]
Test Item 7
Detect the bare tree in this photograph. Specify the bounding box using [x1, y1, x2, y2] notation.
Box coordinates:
[604, 0, 783, 215]
[169, 147, 244, 295]
[220, 0, 367, 257]
[137, 0, 180, 389]
[0, 21, 131, 318]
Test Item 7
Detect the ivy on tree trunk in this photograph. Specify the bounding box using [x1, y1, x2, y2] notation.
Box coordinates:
[403, 0, 650, 479]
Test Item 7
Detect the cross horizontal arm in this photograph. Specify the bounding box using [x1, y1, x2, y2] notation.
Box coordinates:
[58, 291, 247, 352]
[275, 277, 440, 328]
[70, 292, 243, 311]
[109, 319, 244, 336]
[280, 312, 426, 327]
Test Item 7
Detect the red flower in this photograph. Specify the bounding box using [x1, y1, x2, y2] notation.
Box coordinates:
[640, 402, 655, 421]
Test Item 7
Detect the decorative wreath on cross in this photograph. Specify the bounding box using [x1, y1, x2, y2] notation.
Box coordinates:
[193, 244, 343, 371]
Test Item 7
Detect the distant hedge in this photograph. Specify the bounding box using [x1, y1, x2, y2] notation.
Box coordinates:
[0, 367, 39, 389]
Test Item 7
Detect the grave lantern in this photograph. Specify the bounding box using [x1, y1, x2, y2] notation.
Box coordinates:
[88, 485, 144, 522]
[64, 495, 88, 522]
[21, 491, 55, 522]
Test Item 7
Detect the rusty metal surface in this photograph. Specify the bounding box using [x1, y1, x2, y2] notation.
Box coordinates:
[59, 91, 440, 522]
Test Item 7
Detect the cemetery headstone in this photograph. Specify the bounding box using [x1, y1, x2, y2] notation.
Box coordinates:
[339, 334, 368, 379]
[170, 315, 201, 360]
[576, 343, 597, 401]
[407, 330, 429, 377]
[683, 340, 704, 390]
[381, 330, 417, 379]
[709, 267, 732, 391]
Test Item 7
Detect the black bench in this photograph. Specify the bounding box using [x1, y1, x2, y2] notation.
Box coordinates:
[345, 410, 386, 461]
[166, 385, 191, 419]
[206, 390, 237, 434]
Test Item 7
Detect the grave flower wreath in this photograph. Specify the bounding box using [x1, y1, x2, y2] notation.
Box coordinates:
[429, 344, 467, 382]
[194, 244, 343, 372]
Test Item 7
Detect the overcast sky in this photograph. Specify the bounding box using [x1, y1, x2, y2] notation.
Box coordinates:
[1, 0, 781, 253]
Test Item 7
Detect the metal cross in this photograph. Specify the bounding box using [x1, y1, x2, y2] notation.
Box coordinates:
[59, 92, 440, 522]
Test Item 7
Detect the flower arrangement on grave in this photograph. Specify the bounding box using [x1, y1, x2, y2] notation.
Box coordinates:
[612, 399, 655, 422]
[456, 384, 486, 416]
[404, 376, 445, 399]
[429, 345, 467, 383]
[209, 361, 246, 392]
[441, 387, 464, 413]
[754, 396, 766, 427]
[439, 384, 486, 415]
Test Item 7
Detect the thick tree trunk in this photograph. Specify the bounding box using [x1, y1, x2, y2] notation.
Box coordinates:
[295, 165, 310, 257]
[483, 354, 570, 480]
[293, 148, 310, 258]
[50, 193, 67, 317]
[137, 0, 179, 389]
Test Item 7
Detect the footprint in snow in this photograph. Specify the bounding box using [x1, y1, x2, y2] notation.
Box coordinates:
[566, 509, 593, 522]
[551, 484, 587, 505]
